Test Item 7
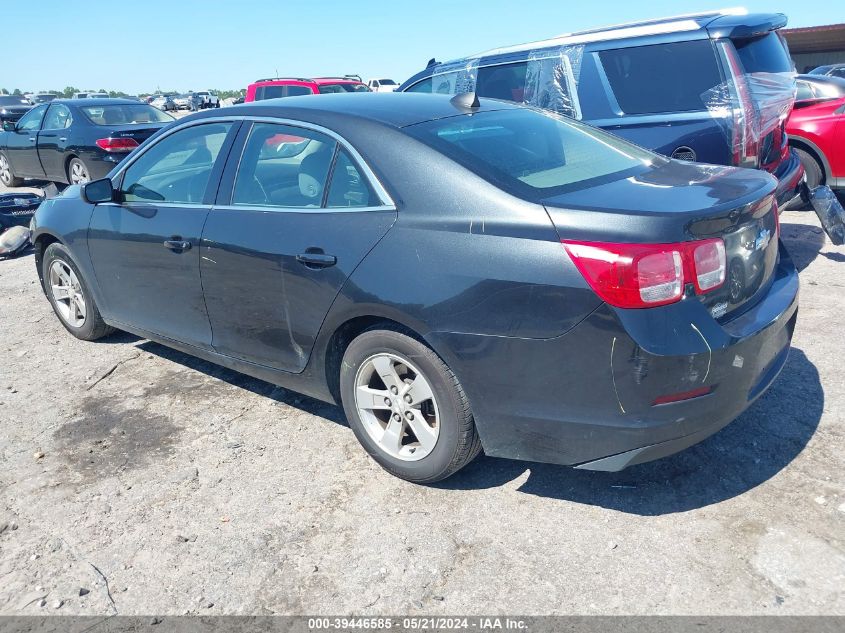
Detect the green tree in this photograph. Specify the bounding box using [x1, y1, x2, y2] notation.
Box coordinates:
[62, 86, 79, 98]
[12, 89, 21, 95]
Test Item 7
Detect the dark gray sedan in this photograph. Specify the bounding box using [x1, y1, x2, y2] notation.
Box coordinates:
[30, 93, 798, 482]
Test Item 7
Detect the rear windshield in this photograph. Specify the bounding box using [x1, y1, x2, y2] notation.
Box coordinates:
[733, 33, 793, 74]
[318, 83, 370, 94]
[0, 96, 30, 106]
[81, 104, 173, 125]
[406, 108, 661, 198]
[599, 40, 722, 114]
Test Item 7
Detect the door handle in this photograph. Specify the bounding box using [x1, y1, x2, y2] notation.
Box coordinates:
[296, 251, 337, 269]
[163, 239, 191, 251]
[28, 137, 36, 142]
[59, 137, 67, 142]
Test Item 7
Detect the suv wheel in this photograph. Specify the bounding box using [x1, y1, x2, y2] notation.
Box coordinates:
[340, 327, 482, 483]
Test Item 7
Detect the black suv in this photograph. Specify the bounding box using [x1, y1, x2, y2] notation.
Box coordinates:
[400, 10, 804, 208]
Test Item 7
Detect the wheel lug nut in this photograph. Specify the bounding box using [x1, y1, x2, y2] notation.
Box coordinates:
[405, 394, 413, 404]
[384, 397, 392, 406]
[405, 411, 414, 420]
[390, 386, 398, 395]
[393, 413, 401, 421]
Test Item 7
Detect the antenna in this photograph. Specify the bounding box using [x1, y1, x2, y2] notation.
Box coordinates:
[450, 92, 480, 110]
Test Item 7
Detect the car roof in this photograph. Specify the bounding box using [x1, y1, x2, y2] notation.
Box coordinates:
[250, 77, 363, 86]
[194, 92, 522, 128]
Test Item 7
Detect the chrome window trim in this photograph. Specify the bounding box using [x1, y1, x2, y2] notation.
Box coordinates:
[97, 201, 213, 210]
[212, 203, 395, 215]
[111, 115, 396, 210]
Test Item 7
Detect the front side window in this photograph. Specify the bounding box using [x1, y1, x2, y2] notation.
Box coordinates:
[121, 122, 232, 204]
[16, 104, 48, 131]
[599, 40, 722, 114]
[318, 83, 370, 94]
[232, 123, 336, 208]
[42, 104, 72, 130]
[406, 108, 660, 199]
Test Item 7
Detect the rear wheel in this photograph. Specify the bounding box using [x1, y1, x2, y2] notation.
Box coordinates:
[0, 152, 24, 187]
[67, 158, 90, 185]
[42, 242, 113, 340]
[795, 147, 824, 190]
[340, 327, 481, 483]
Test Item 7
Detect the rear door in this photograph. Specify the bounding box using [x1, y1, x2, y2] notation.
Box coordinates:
[37, 103, 74, 180]
[582, 38, 731, 165]
[201, 121, 396, 372]
[5, 103, 48, 178]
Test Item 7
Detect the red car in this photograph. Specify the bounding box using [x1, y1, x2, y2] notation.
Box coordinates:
[787, 74, 845, 190]
[244, 77, 370, 103]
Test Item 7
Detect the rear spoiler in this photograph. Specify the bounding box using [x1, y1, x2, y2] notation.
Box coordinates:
[706, 12, 787, 39]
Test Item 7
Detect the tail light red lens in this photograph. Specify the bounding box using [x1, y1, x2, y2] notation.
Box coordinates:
[563, 238, 726, 309]
[95, 137, 139, 152]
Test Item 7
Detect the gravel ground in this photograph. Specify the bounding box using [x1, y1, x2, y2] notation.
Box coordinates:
[0, 179, 843, 616]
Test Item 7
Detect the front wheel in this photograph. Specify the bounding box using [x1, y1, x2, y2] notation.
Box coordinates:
[340, 327, 482, 483]
[67, 158, 90, 185]
[42, 242, 114, 341]
[0, 152, 24, 187]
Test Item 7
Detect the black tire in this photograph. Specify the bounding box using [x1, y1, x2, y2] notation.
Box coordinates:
[340, 327, 482, 483]
[42, 242, 114, 341]
[795, 147, 824, 190]
[0, 151, 24, 187]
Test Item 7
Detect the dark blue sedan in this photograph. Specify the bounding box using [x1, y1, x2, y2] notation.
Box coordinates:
[0, 98, 172, 188]
[30, 93, 798, 482]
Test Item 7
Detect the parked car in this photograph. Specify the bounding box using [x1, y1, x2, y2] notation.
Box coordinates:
[0, 192, 41, 258]
[232, 96, 245, 105]
[399, 9, 804, 209]
[30, 94, 58, 105]
[0, 99, 173, 187]
[245, 77, 370, 102]
[0, 96, 33, 124]
[30, 93, 797, 482]
[73, 92, 109, 99]
[367, 78, 399, 92]
[194, 91, 220, 109]
[808, 64, 845, 80]
[787, 74, 845, 190]
[173, 93, 202, 111]
[150, 94, 177, 111]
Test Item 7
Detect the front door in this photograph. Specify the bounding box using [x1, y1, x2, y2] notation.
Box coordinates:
[201, 121, 396, 372]
[87, 121, 238, 348]
[5, 103, 47, 178]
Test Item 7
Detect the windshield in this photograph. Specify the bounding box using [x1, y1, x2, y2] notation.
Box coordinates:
[34, 95, 57, 102]
[0, 96, 30, 106]
[380, 79, 397, 85]
[81, 104, 174, 125]
[406, 108, 661, 198]
[318, 83, 370, 94]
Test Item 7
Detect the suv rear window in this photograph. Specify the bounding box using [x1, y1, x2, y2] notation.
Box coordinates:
[599, 40, 721, 114]
[733, 33, 793, 74]
[406, 108, 661, 199]
[255, 85, 313, 100]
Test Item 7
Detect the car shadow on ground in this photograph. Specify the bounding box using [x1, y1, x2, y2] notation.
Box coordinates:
[133, 335, 821, 515]
[439, 347, 822, 514]
[780, 219, 827, 272]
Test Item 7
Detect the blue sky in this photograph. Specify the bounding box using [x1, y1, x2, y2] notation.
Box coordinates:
[4, 1, 843, 94]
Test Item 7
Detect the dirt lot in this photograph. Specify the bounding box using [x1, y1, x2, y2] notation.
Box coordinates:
[0, 179, 843, 616]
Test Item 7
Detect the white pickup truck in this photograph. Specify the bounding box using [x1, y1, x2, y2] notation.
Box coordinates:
[366, 79, 399, 93]
[194, 91, 220, 109]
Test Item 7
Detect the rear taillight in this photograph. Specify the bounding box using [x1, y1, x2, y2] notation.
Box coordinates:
[95, 137, 139, 152]
[722, 43, 759, 169]
[563, 239, 726, 309]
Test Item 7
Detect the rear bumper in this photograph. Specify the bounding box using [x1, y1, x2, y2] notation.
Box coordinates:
[773, 148, 805, 210]
[428, 244, 799, 470]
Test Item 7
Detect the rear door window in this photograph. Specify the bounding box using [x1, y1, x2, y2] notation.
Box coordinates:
[598, 40, 721, 114]
[476, 62, 528, 102]
[255, 85, 313, 100]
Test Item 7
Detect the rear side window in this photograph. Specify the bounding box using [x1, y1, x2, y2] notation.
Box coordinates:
[732, 33, 793, 74]
[254, 85, 313, 100]
[476, 62, 528, 102]
[599, 40, 721, 114]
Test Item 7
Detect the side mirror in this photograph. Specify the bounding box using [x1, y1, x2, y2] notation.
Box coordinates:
[2, 121, 15, 132]
[83, 178, 115, 204]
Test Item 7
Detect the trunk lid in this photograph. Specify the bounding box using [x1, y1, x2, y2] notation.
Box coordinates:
[544, 160, 780, 320]
[96, 124, 166, 145]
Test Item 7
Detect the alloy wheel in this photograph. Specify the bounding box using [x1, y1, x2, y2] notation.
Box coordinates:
[49, 260, 87, 328]
[354, 353, 440, 461]
[69, 160, 90, 185]
[0, 155, 11, 186]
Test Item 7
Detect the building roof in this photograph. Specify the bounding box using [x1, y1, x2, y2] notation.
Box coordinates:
[782, 23, 845, 54]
